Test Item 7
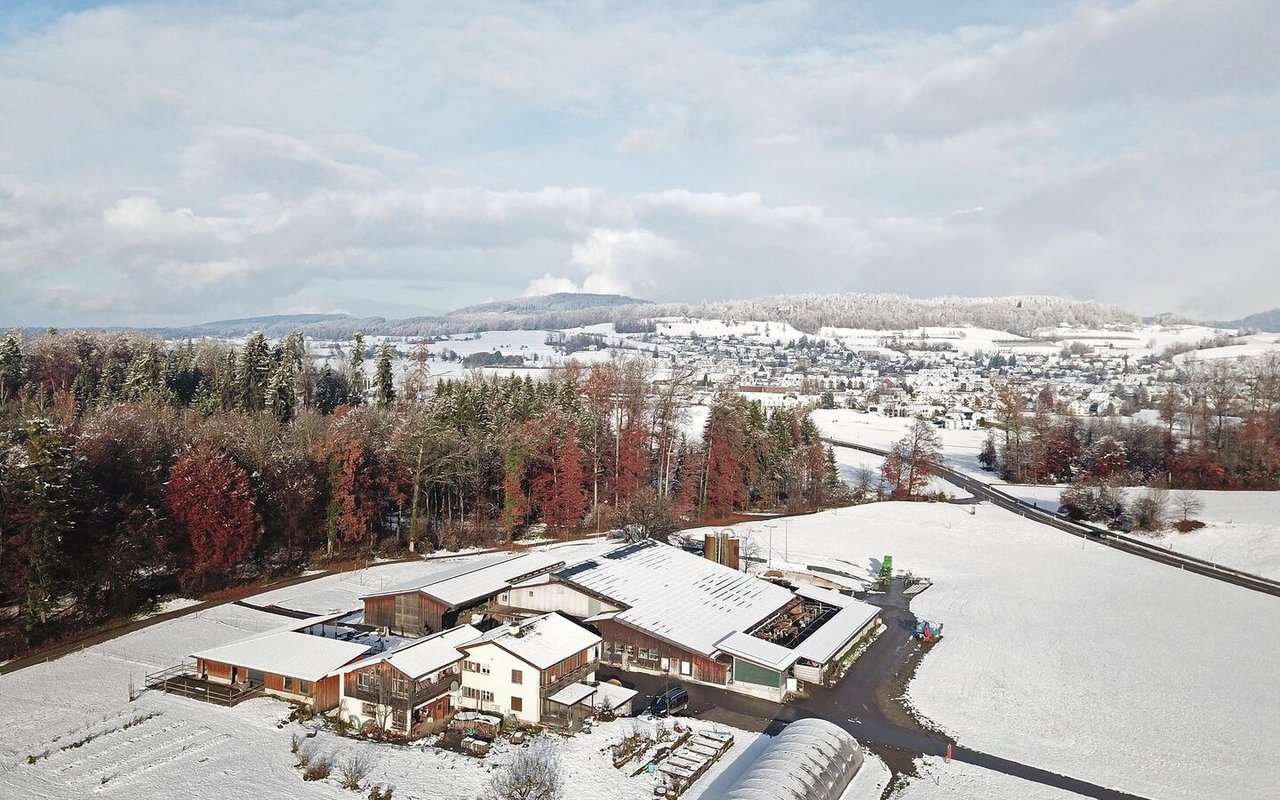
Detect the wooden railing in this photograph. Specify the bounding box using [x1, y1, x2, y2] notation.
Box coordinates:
[540, 659, 599, 698]
[144, 663, 265, 707]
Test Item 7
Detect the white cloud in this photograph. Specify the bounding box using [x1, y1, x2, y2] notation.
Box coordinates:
[524, 272, 581, 296]
[0, 0, 1276, 325]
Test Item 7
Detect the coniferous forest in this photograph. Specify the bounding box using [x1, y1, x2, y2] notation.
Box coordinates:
[0, 329, 841, 658]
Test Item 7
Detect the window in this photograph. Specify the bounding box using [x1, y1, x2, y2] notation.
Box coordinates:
[511, 697, 523, 712]
[358, 670, 379, 692]
[283, 676, 294, 691]
[300, 681, 311, 695]
[391, 674, 409, 698]
[362, 702, 377, 716]
[464, 687, 494, 702]
[680, 660, 692, 676]
[463, 660, 490, 674]
[511, 669, 523, 685]
[247, 669, 264, 686]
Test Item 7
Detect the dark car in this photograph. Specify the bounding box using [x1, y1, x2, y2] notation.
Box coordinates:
[649, 686, 689, 717]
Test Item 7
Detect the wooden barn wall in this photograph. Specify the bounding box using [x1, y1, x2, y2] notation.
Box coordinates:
[364, 596, 395, 628]
[597, 619, 728, 685]
[313, 675, 340, 711]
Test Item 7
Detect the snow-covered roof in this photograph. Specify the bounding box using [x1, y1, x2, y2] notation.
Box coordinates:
[714, 631, 798, 671]
[546, 682, 597, 706]
[720, 718, 862, 800]
[193, 631, 372, 682]
[792, 601, 880, 665]
[591, 681, 638, 711]
[793, 584, 854, 609]
[463, 612, 600, 670]
[556, 540, 793, 657]
[334, 624, 481, 679]
[363, 544, 617, 609]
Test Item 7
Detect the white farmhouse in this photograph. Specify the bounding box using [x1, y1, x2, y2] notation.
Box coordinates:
[457, 612, 602, 730]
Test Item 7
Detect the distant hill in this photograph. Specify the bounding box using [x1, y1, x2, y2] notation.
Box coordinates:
[447, 292, 650, 316]
[1213, 308, 1280, 332]
[19, 292, 1139, 341]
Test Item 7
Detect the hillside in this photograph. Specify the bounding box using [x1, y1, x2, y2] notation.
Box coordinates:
[1213, 307, 1280, 332]
[16, 292, 1139, 340]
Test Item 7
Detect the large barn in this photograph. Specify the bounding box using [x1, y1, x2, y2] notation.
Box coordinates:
[494, 540, 880, 700]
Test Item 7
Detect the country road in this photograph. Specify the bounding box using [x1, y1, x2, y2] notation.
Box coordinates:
[823, 436, 1280, 599]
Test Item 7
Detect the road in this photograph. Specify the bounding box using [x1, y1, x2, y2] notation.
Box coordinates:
[601, 579, 1155, 800]
[823, 436, 1280, 599]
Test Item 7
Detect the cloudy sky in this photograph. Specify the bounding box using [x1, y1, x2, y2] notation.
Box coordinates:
[1, 0, 1277, 327]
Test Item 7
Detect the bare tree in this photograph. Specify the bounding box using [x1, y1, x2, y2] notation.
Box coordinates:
[1131, 487, 1168, 531]
[480, 744, 562, 800]
[1172, 490, 1204, 522]
[881, 418, 942, 500]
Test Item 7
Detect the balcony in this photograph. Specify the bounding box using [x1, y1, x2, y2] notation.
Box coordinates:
[540, 659, 599, 699]
[344, 673, 456, 707]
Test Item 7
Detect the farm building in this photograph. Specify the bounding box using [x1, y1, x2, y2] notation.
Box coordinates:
[456, 612, 603, 730]
[186, 614, 374, 710]
[495, 540, 880, 701]
[331, 623, 480, 736]
[361, 544, 614, 635]
[719, 718, 864, 799]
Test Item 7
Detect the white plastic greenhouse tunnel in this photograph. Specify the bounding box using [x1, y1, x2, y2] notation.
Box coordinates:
[718, 717, 864, 800]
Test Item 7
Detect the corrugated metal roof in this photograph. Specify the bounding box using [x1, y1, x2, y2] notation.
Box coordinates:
[715, 631, 798, 671]
[463, 612, 600, 670]
[720, 719, 862, 800]
[192, 631, 372, 682]
[556, 540, 793, 657]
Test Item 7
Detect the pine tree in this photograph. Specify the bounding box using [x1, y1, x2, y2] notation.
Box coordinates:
[348, 333, 366, 406]
[266, 361, 296, 422]
[8, 419, 77, 629]
[237, 333, 271, 411]
[374, 343, 395, 407]
[0, 332, 25, 404]
[315, 364, 348, 415]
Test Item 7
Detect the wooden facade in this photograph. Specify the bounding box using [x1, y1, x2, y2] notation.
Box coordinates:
[193, 656, 339, 710]
[364, 592, 453, 636]
[596, 619, 729, 686]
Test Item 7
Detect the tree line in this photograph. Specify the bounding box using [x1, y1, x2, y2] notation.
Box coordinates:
[0, 329, 840, 656]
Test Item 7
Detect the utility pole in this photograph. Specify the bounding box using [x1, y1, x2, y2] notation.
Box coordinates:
[764, 522, 777, 569]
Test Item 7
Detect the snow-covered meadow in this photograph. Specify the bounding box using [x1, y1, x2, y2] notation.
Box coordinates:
[714, 502, 1280, 800]
[0, 540, 765, 800]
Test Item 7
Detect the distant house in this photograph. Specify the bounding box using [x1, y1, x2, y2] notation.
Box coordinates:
[456, 612, 602, 730]
[190, 615, 372, 711]
[332, 624, 480, 737]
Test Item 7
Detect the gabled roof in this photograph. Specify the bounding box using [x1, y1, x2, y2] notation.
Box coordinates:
[361, 543, 617, 609]
[334, 624, 481, 680]
[555, 540, 793, 657]
[461, 612, 600, 671]
[193, 631, 372, 682]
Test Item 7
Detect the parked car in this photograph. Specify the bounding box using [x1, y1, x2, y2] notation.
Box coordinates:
[649, 686, 689, 717]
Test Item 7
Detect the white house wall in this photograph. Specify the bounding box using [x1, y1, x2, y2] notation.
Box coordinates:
[458, 642, 545, 725]
[498, 583, 618, 619]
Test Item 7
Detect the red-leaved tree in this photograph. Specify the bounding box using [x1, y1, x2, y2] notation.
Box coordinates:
[166, 442, 263, 590]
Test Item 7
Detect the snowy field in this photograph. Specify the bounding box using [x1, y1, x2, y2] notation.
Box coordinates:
[832, 445, 972, 499]
[0, 542, 761, 800]
[997, 484, 1280, 581]
[716, 502, 1280, 800]
[814, 409, 993, 480]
